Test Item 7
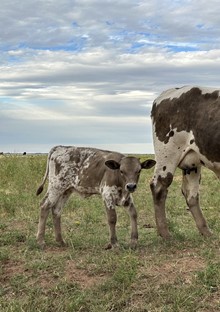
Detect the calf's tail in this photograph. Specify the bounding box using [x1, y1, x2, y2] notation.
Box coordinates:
[36, 184, 44, 196]
[36, 162, 49, 195]
[36, 147, 54, 196]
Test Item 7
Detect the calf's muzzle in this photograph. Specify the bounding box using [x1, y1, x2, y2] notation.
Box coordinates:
[126, 183, 137, 193]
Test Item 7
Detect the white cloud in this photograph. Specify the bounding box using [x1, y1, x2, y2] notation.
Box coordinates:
[1, 0, 220, 153]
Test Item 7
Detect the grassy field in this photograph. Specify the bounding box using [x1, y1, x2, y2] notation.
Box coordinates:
[1, 154, 220, 311]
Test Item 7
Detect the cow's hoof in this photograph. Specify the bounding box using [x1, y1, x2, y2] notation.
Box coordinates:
[159, 231, 171, 239]
[104, 243, 119, 250]
[105, 243, 113, 250]
[161, 235, 172, 240]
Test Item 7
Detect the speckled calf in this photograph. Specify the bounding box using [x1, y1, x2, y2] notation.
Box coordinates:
[36, 145, 155, 249]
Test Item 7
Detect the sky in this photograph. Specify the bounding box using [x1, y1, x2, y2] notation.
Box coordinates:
[1, 0, 220, 154]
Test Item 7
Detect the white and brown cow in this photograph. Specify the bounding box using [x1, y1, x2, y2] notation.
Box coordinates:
[150, 86, 220, 239]
[36, 145, 155, 249]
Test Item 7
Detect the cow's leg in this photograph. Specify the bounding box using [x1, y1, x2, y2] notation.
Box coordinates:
[181, 166, 212, 236]
[150, 170, 174, 239]
[52, 190, 72, 246]
[124, 196, 138, 249]
[36, 190, 61, 248]
[150, 146, 182, 239]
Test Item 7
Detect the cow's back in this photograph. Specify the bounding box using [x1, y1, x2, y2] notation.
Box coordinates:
[151, 86, 220, 164]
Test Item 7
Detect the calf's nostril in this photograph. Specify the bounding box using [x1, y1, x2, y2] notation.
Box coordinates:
[126, 183, 137, 192]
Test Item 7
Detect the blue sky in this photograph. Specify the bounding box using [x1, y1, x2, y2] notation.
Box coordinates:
[1, 0, 220, 154]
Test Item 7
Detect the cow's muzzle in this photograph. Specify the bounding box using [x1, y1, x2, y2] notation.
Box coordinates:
[126, 183, 137, 193]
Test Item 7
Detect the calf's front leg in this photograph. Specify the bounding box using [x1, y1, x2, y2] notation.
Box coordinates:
[105, 206, 118, 249]
[37, 191, 63, 248]
[124, 196, 138, 249]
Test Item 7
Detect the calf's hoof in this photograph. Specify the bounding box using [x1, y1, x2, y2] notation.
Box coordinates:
[37, 240, 46, 250]
[57, 240, 67, 247]
[158, 229, 171, 239]
[130, 239, 138, 250]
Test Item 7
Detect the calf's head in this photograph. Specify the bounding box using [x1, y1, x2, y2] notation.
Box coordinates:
[105, 157, 156, 193]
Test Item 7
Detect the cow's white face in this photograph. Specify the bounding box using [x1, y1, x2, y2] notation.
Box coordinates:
[105, 157, 156, 192]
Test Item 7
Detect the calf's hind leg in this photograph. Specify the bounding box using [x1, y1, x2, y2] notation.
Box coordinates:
[52, 190, 72, 246]
[37, 191, 61, 248]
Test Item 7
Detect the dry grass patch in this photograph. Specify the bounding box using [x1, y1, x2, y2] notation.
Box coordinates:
[65, 260, 108, 289]
[142, 252, 206, 286]
[1, 259, 25, 282]
[2, 155, 220, 312]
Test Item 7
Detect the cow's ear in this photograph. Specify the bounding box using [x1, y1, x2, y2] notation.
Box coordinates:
[105, 160, 120, 170]
[141, 159, 156, 169]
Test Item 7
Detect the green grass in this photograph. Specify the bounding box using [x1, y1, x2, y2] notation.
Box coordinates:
[1, 154, 220, 311]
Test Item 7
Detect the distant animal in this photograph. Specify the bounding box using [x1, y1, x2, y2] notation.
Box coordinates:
[150, 86, 220, 238]
[36, 145, 155, 249]
[23, 152, 27, 155]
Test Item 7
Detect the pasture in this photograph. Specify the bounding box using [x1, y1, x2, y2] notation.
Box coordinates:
[1, 154, 220, 311]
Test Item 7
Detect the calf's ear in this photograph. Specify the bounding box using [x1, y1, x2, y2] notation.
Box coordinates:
[105, 160, 120, 170]
[141, 159, 156, 169]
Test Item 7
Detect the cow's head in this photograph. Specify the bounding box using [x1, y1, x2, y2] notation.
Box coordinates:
[105, 157, 156, 193]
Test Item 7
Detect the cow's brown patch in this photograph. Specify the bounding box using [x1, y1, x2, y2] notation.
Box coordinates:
[151, 87, 220, 162]
[151, 172, 174, 201]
